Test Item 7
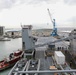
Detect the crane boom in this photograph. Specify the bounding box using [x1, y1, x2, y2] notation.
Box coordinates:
[47, 9, 53, 24]
[27, 36, 74, 50]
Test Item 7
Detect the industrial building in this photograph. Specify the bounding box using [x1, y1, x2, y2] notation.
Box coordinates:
[6, 30, 21, 38]
[0, 26, 4, 39]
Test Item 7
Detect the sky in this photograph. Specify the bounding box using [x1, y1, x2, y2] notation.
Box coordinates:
[0, 0, 76, 29]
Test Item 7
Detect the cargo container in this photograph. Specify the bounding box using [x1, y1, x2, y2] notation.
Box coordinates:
[54, 51, 65, 65]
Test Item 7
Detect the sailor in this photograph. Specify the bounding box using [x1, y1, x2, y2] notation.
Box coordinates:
[70, 60, 72, 67]
[62, 47, 64, 50]
[57, 47, 59, 51]
[9, 53, 13, 60]
[45, 51, 47, 59]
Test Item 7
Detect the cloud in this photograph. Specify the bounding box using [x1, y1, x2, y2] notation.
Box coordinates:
[64, 0, 76, 5]
[0, 0, 16, 10]
[67, 16, 76, 23]
[0, 0, 60, 11]
[0, 0, 23, 11]
[64, 16, 76, 27]
[26, 0, 58, 4]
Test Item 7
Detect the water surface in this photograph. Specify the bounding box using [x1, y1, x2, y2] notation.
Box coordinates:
[0, 38, 22, 75]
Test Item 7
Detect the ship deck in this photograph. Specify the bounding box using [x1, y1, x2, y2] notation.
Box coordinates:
[35, 49, 54, 75]
[8, 36, 76, 75]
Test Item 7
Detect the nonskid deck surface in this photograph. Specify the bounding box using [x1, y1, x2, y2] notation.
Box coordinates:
[35, 49, 54, 75]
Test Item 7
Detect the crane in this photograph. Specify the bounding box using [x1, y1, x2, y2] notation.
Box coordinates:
[47, 9, 58, 36]
[28, 36, 74, 50]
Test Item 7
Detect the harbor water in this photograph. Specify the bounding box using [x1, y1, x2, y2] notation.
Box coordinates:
[0, 38, 22, 75]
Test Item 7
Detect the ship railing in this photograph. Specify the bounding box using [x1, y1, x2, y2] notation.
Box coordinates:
[34, 59, 40, 75]
[12, 70, 76, 74]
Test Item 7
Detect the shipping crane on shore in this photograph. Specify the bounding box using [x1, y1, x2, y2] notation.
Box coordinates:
[47, 9, 58, 36]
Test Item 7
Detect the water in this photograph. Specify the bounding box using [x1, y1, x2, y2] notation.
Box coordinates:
[58, 27, 75, 32]
[0, 38, 22, 75]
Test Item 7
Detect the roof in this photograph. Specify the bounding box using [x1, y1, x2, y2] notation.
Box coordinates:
[6, 30, 21, 32]
[21, 25, 32, 29]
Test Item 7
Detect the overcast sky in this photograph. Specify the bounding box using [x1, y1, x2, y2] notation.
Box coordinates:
[0, 0, 76, 28]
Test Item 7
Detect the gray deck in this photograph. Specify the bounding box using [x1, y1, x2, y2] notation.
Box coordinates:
[35, 37, 55, 75]
[35, 36, 69, 75]
[35, 49, 54, 75]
